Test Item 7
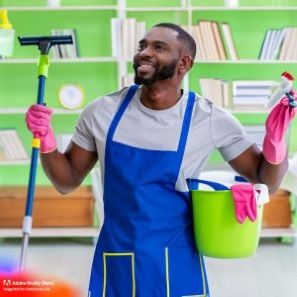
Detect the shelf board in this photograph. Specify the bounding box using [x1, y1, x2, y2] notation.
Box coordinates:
[0, 160, 30, 166]
[2, 58, 296, 65]
[195, 59, 297, 64]
[0, 227, 294, 238]
[216, 107, 268, 114]
[191, 6, 297, 11]
[4, 5, 117, 11]
[0, 108, 82, 114]
[0, 227, 99, 238]
[126, 6, 188, 11]
[260, 227, 296, 238]
[0, 57, 116, 64]
[6, 5, 297, 11]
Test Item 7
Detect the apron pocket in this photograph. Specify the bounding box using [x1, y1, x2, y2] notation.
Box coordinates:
[103, 252, 135, 297]
[166, 247, 207, 297]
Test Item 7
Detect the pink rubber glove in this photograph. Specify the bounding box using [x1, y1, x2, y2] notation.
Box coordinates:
[25, 104, 57, 153]
[263, 93, 297, 164]
[230, 184, 257, 224]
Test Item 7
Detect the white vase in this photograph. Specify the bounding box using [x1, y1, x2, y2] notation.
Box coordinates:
[47, 0, 61, 7]
[224, 0, 239, 8]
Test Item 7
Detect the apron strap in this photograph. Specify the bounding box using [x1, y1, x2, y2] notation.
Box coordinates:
[173, 91, 196, 177]
[107, 84, 139, 143]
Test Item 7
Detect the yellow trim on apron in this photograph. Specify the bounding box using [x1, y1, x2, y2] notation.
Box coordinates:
[102, 252, 136, 297]
[165, 247, 170, 297]
[165, 248, 207, 297]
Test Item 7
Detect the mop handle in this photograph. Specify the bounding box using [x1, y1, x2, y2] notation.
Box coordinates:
[20, 57, 48, 271]
[23, 55, 48, 226]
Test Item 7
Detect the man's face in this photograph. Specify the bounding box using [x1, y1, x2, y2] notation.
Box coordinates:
[133, 27, 181, 86]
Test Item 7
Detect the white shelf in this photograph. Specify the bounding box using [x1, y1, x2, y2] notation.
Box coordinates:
[2, 58, 297, 65]
[0, 160, 30, 166]
[0, 227, 99, 238]
[195, 59, 297, 64]
[211, 108, 268, 114]
[125, 6, 188, 11]
[260, 227, 296, 238]
[4, 5, 117, 11]
[0, 57, 116, 64]
[191, 6, 297, 11]
[0, 108, 82, 114]
[0, 227, 294, 239]
[6, 5, 297, 12]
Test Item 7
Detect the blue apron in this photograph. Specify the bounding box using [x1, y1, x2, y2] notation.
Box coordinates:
[88, 85, 209, 297]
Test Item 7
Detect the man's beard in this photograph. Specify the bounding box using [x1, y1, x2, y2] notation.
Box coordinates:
[133, 59, 178, 86]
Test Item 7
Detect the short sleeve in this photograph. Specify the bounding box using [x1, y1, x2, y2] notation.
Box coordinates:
[210, 105, 253, 161]
[72, 105, 97, 152]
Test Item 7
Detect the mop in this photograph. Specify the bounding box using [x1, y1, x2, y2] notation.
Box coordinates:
[18, 35, 73, 271]
[0, 9, 15, 58]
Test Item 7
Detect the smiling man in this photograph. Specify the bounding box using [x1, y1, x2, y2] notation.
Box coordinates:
[25, 23, 289, 296]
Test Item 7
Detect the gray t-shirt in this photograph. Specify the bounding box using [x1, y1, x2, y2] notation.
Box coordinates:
[72, 86, 252, 191]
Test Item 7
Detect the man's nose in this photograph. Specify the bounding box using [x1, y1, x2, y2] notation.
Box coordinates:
[139, 46, 153, 58]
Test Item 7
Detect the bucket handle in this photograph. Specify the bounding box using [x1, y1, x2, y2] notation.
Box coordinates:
[187, 178, 229, 191]
[187, 178, 269, 206]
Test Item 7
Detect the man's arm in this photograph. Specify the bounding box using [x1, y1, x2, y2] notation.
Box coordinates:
[40, 142, 98, 194]
[229, 144, 288, 194]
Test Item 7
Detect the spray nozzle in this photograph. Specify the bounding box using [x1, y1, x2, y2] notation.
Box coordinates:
[0, 9, 13, 30]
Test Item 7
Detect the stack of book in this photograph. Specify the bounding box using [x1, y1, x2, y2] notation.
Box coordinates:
[0, 130, 29, 161]
[51, 29, 79, 58]
[184, 21, 238, 61]
[232, 80, 278, 111]
[199, 78, 229, 108]
[258, 27, 297, 61]
[258, 28, 286, 60]
[111, 18, 146, 60]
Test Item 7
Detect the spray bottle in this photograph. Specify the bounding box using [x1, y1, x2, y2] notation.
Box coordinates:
[266, 71, 297, 108]
[0, 9, 15, 58]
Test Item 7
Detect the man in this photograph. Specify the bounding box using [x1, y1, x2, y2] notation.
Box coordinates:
[26, 23, 291, 296]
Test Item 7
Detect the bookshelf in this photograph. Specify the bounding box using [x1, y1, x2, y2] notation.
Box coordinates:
[1, 0, 297, 238]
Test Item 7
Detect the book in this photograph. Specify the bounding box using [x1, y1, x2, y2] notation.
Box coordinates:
[194, 23, 207, 61]
[111, 18, 122, 58]
[279, 27, 294, 60]
[199, 78, 226, 107]
[233, 95, 269, 105]
[211, 21, 227, 60]
[0, 129, 29, 161]
[259, 29, 272, 60]
[51, 28, 78, 58]
[220, 22, 238, 60]
[111, 18, 146, 61]
[271, 28, 285, 60]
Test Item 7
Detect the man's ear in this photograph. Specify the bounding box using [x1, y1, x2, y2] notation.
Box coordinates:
[178, 54, 193, 75]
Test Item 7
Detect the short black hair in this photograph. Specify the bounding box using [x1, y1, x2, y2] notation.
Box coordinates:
[153, 23, 196, 60]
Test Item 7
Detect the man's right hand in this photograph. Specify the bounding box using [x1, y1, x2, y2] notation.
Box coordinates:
[26, 104, 57, 153]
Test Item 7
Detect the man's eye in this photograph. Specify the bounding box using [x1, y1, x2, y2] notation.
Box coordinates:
[156, 45, 164, 51]
[138, 44, 145, 51]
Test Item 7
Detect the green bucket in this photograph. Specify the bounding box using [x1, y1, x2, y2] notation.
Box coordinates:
[190, 178, 268, 258]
